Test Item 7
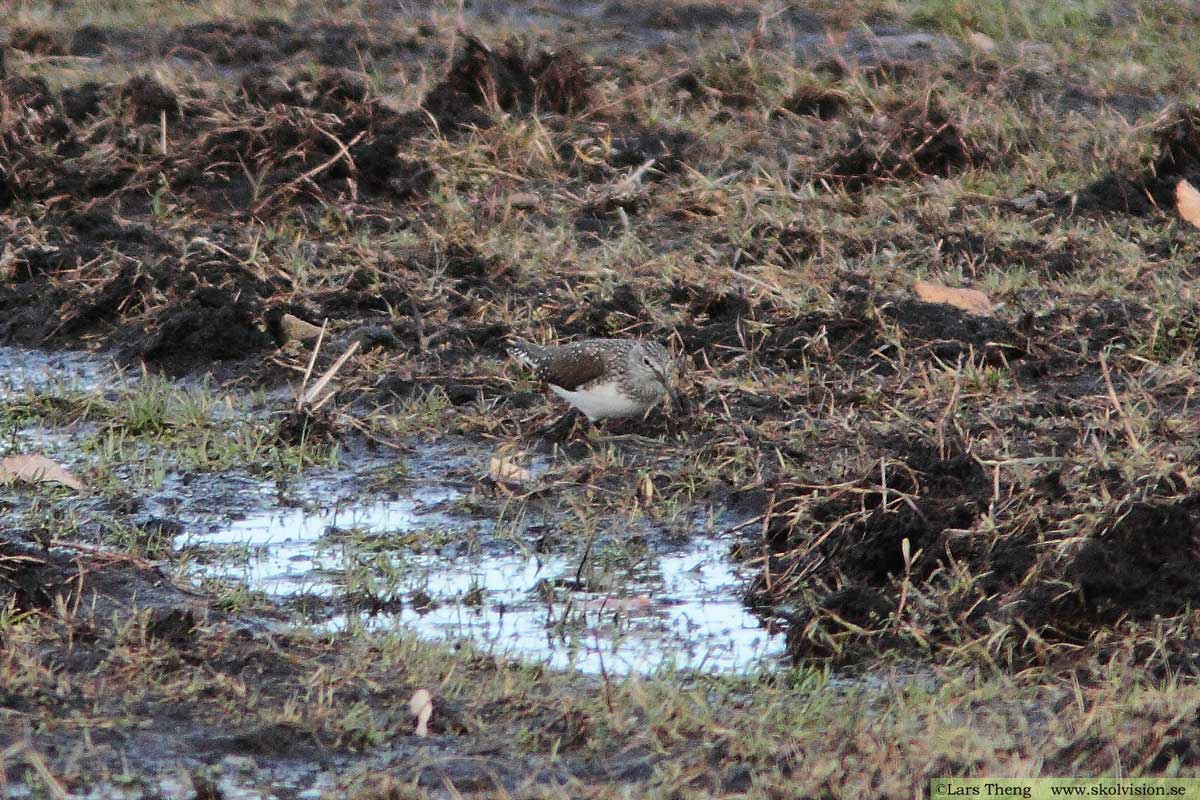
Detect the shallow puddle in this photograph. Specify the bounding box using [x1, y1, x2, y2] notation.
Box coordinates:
[0, 345, 119, 400]
[176, 475, 785, 674]
[0, 344, 785, 675]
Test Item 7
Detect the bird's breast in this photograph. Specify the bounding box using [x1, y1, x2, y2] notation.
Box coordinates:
[550, 382, 646, 419]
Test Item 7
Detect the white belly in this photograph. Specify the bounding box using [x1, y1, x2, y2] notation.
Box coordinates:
[551, 382, 644, 420]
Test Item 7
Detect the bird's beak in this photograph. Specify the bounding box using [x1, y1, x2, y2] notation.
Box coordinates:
[658, 370, 679, 408]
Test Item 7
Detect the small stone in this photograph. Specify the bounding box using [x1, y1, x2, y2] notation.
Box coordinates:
[507, 192, 540, 210]
[280, 313, 323, 344]
[349, 324, 399, 351]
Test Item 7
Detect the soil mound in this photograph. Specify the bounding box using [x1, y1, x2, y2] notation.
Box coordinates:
[824, 97, 986, 190]
[422, 35, 593, 129]
[753, 442, 1200, 667]
[1076, 104, 1200, 214]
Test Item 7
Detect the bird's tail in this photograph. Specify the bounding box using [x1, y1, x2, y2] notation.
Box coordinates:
[507, 339, 545, 371]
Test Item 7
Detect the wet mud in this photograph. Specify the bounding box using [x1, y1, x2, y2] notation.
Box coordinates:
[4, 1, 1200, 793]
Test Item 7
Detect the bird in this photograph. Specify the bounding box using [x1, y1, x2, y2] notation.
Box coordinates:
[508, 338, 679, 421]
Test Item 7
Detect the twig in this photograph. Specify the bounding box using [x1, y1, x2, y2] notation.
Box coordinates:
[297, 320, 328, 411]
[574, 518, 600, 590]
[409, 297, 429, 352]
[252, 129, 365, 214]
[302, 340, 361, 408]
[593, 627, 616, 715]
[10, 745, 69, 800]
[935, 361, 962, 460]
[580, 69, 690, 120]
[1098, 349, 1143, 452]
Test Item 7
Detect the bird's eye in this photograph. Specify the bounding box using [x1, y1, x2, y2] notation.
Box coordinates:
[643, 357, 652, 366]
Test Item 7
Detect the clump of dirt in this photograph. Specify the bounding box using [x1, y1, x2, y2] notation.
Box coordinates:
[820, 445, 992, 584]
[8, 26, 67, 56]
[61, 82, 107, 121]
[240, 68, 304, 106]
[182, 70, 429, 211]
[118, 75, 181, 124]
[0, 535, 207, 625]
[672, 282, 883, 371]
[443, 243, 515, 289]
[884, 298, 1024, 365]
[937, 229, 1091, 279]
[0, 208, 181, 341]
[313, 68, 371, 109]
[1063, 498, 1200, 620]
[777, 85, 849, 120]
[162, 18, 297, 64]
[422, 35, 593, 128]
[566, 123, 693, 194]
[1004, 493, 1200, 653]
[1016, 299, 1148, 386]
[0, 74, 55, 111]
[753, 430, 1200, 665]
[550, 282, 648, 338]
[1076, 104, 1200, 214]
[68, 25, 118, 57]
[751, 443, 994, 660]
[824, 97, 986, 190]
[741, 221, 821, 266]
[674, 275, 1022, 374]
[138, 287, 272, 375]
[354, 141, 435, 199]
[610, 126, 692, 173]
[858, 59, 923, 86]
[276, 406, 339, 447]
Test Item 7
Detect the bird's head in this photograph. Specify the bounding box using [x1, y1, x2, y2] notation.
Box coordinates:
[628, 341, 679, 407]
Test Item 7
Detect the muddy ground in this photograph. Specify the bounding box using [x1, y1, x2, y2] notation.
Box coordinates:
[7, 0, 1200, 796]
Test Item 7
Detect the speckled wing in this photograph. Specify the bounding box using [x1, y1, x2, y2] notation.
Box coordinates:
[537, 342, 611, 391]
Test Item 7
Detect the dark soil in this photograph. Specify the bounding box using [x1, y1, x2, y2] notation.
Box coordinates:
[422, 34, 593, 126]
[823, 96, 989, 190]
[1075, 104, 1200, 214]
[138, 287, 274, 375]
[7, 2, 1200, 793]
[8, 26, 68, 56]
[0, 0, 1198, 737]
[0, 30, 605, 372]
[778, 85, 850, 120]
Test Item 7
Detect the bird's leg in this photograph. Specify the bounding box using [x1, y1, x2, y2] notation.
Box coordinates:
[536, 408, 587, 443]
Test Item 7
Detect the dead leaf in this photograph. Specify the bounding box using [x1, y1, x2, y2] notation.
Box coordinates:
[409, 689, 433, 737]
[0, 455, 86, 492]
[1177, 179, 1200, 229]
[489, 454, 533, 487]
[280, 313, 323, 344]
[638, 473, 654, 506]
[913, 280, 993, 316]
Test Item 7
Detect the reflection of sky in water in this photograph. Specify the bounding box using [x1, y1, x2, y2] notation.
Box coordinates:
[178, 486, 785, 675]
[0, 345, 784, 674]
[0, 346, 116, 400]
